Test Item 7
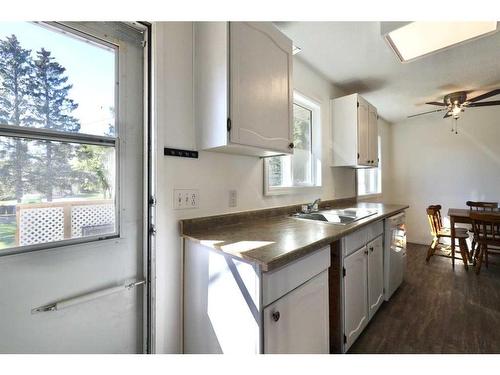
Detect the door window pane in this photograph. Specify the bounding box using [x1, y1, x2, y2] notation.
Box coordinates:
[0, 22, 116, 137]
[0, 136, 116, 249]
[0, 22, 118, 252]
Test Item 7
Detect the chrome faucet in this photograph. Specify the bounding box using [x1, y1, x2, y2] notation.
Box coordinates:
[302, 198, 321, 213]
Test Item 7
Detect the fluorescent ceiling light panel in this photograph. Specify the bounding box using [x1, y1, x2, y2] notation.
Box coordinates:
[385, 21, 498, 62]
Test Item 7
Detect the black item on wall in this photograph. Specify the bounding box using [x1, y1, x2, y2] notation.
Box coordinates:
[164, 147, 199, 159]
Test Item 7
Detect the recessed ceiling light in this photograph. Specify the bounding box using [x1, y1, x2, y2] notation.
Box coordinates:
[383, 21, 498, 62]
[292, 45, 301, 55]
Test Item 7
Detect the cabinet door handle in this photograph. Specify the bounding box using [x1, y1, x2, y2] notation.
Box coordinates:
[288, 143, 294, 149]
[364, 249, 369, 255]
[370, 247, 374, 252]
[272, 311, 280, 322]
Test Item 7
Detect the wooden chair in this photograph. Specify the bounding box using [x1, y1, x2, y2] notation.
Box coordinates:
[466, 201, 499, 259]
[470, 212, 500, 274]
[426, 205, 469, 269]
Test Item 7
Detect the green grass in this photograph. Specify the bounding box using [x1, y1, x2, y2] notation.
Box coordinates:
[0, 223, 16, 250]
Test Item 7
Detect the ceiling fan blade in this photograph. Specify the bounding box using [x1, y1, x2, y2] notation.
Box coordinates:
[443, 111, 452, 118]
[408, 108, 446, 118]
[466, 100, 500, 107]
[467, 89, 500, 103]
[425, 101, 446, 106]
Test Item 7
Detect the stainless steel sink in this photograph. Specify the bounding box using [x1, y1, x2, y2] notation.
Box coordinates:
[292, 207, 377, 225]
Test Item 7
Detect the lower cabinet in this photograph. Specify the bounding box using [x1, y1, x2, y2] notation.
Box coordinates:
[184, 240, 330, 354]
[264, 270, 329, 354]
[343, 246, 369, 351]
[343, 233, 384, 352]
[367, 235, 384, 320]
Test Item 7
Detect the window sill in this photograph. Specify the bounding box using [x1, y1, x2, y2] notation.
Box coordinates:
[264, 185, 322, 197]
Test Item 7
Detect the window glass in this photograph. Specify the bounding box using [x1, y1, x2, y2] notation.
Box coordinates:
[0, 22, 116, 137]
[267, 100, 317, 190]
[357, 136, 382, 196]
[0, 22, 118, 252]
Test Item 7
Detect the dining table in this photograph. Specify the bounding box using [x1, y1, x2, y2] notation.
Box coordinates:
[448, 208, 473, 269]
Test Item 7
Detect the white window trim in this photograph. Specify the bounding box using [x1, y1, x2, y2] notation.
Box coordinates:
[264, 91, 322, 196]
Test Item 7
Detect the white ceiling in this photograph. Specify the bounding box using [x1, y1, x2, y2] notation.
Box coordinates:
[275, 22, 500, 123]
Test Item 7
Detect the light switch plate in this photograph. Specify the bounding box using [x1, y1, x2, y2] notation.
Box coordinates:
[174, 189, 199, 209]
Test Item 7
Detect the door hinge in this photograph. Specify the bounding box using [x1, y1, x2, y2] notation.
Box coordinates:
[342, 267, 346, 277]
[149, 224, 157, 236]
[149, 196, 156, 207]
[344, 334, 347, 344]
[227, 118, 232, 132]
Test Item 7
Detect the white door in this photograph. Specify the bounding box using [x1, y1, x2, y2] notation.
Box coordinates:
[0, 22, 146, 353]
[343, 246, 368, 351]
[368, 105, 378, 167]
[357, 97, 369, 166]
[229, 22, 293, 153]
[367, 235, 384, 320]
[264, 271, 329, 354]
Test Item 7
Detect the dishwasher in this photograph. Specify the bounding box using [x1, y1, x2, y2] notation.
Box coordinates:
[384, 212, 407, 301]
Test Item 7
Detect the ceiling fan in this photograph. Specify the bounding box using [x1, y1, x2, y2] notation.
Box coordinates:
[408, 88, 500, 119]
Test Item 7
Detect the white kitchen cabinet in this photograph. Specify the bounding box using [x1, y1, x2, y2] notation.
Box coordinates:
[264, 271, 329, 354]
[367, 235, 384, 320]
[194, 22, 293, 157]
[342, 225, 385, 352]
[184, 241, 330, 354]
[343, 246, 369, 351]
[331, 93, 378, 168]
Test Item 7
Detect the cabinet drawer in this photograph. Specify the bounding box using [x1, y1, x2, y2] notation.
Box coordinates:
[366, 221, 383, 242]
[344, 227, 368, 256]
[344, 221, 383, 256]
[262, 246, 330, 307]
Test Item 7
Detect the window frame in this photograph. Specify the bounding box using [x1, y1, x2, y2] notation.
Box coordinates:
[263, 91, 322, 196]
[0, 21, 123, 255]
[356, 135, 382, 198]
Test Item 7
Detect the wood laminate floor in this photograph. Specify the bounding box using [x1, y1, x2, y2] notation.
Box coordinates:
[349, 242, 500, 353]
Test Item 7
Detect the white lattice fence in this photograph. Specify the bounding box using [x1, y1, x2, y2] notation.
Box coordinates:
[16, 200, 114, 246]
[71, 204, 115, 238]
[19, 207, 65, 246]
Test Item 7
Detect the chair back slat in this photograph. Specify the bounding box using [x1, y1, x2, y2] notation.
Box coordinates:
[470, 212, 500, 247]
[426, 205, 443, 237]
[466, 201, 499, 212]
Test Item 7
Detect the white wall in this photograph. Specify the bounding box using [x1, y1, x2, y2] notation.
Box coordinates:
[385, 107, 500, 244]
[152, 22, 355, 353]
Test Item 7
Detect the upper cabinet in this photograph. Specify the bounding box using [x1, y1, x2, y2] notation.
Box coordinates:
[194, 22, 294, 157]
[331, 93, 379, 168]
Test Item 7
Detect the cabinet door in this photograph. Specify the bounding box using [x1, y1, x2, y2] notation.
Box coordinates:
[368, 105, 378, 167]
[343, 246, 368, 351]
[367, 235, 384, 320]
[264, 271, 329, 354]
[357, 98, 369, 166]
[229, 22, 293, 153]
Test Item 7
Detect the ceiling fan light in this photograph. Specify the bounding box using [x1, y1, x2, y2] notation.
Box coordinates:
[384, 21, 498, 62]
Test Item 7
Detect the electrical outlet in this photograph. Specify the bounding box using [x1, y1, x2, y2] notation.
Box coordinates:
[229, 190, 237, 208]
[174, 189, 199, 209]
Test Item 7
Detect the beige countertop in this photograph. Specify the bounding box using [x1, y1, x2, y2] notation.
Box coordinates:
[180, 201, 409, 272]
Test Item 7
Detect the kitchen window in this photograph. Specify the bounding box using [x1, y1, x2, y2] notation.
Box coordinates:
[264, 92, 321, 195]
[0, 22, 118, 252]
[357, 136, 382, 196]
